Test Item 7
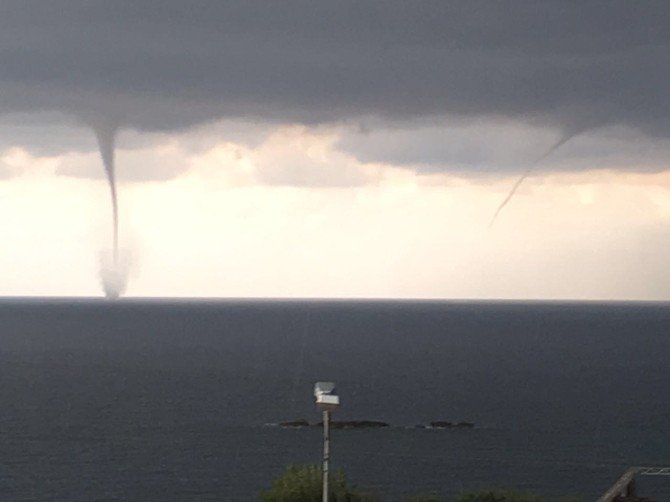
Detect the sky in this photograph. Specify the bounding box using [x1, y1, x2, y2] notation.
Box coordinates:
[1, 1, 669, 300]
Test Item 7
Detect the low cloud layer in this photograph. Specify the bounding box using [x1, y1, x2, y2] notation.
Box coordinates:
[54, 125, 386, 186]
[1, 1, 669, 143]
[338, 120, 670, 174]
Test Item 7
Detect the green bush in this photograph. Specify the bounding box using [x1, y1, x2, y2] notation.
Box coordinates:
[261, 467, 579, 502]
[260, 465, 380, 502]
[404, 489, 581, 502]
[451, 490, 579, 502]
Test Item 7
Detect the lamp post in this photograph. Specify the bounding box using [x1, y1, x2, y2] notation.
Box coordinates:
[314, 382, 340, 502]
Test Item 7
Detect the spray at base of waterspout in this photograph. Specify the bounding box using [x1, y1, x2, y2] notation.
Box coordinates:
[99, 248, 131, 299]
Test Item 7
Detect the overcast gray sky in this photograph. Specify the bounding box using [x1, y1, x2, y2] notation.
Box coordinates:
[2, 2, 669, 134]
[0, 1, 669, 299]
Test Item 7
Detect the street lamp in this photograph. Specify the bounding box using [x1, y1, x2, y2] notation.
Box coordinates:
[315, 382, 340, 502]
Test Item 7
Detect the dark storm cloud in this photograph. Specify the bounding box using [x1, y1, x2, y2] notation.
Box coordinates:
[1, 1, 669, 138]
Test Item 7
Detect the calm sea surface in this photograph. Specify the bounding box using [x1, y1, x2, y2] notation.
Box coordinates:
[0, 299, 669, 501]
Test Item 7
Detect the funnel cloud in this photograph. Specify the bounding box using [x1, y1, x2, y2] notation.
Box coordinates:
[488, 128, 587, 227]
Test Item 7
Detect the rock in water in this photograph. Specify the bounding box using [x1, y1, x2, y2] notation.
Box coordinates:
[279, 419, 309, 428]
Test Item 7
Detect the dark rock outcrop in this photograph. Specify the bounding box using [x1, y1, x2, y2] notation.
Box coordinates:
[429, 421, 474, 429]
[455, 421, 474, 428]
[315, 420, 389, 429]
[279, 419, 309, 428]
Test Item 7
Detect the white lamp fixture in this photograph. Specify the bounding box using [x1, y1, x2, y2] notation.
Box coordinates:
[315, 382, 340, 412]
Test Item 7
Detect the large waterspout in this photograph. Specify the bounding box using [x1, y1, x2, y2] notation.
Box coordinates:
[91, 121, 128, 298]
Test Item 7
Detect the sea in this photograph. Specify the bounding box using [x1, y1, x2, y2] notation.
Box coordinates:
[0, 299, 669, 501]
